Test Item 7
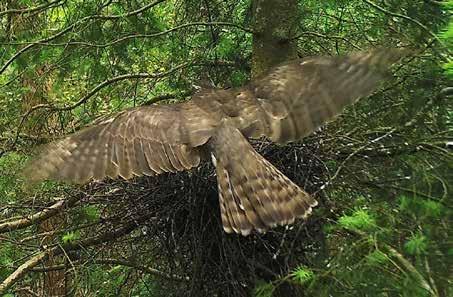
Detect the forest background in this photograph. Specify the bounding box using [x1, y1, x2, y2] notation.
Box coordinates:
[0, 0, 451, 296]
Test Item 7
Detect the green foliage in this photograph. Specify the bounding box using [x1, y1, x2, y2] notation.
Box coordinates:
[0, 243, 17, 280]
[338, 209, 376, 232]
[399, 195, 443, 219]
[441, 22, 453, 42]
[72, 264, 158, 296]
[230, 70, 248, 87]
[61, 231, 81, 244]
[440, 0, 453, 78]
[0, 153, 26, 203]
[365, 250, 389, 266]
[404, 233, 428, 256]
[290, 266, 314, 284]
[0, 0, 450, 296]
[443, 60, 453, 77]
[253, 280, 275, 297]
[74, 206, 101, 223]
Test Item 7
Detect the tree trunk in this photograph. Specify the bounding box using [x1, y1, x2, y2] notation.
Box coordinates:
[251, 2, 327, 296]
[38, 215, 68, 297]
[20, 58, 68, 297]
[251, 0, 299, 78]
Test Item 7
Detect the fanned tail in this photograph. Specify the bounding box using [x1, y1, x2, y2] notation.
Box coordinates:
[209, 122, 317, 236]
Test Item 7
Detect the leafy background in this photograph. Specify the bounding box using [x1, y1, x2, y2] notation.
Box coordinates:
[0, 0, 451, 296]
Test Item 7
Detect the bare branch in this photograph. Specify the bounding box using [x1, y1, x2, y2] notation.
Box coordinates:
[32, 258, 189, 282]
[143, 90, 193, 105]
[362, 0, 446, 48]
[0, 196, 79, 234]
[291, 31, 362, 50]
[386, 246, 438, 297]
[0, 250, 52, 294]
[0, 215, 151, 294]
[19, 220, 102, 243]
[0, 0, 166, 75]
[0, 0, 63, 17]
[60, 215, 151, 251]
[98, 0, 166, 20]
[13, 62, 190, 147]
[3, 22, 253, 48]
[438, 87, 453, 98]
[335, 228, 438, 297]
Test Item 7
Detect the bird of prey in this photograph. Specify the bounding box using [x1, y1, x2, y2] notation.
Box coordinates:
[23, 49, 407, 236]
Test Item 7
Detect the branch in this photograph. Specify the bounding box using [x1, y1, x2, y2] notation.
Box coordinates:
[59, 214, 153, 252]
[385, 246, 438, 297]
[0, 215, 151, 294]
[4, 22, 253, 48]
[82, 21, 253, 46]
[60, 64, 190, 111]
[362, 0, 446, 48]
[424, 0, 446, 5]
[95, 259, 188, 281]
[336, 227, 438, 297]
[0, 0, 166, 75]
[360, 179, 450, 207]
[143, 90, 193, 105]
[291, 31, 362, 50]
[0, 195, 79, 233]
[13, 62, 189, 147]
[438, 87, 453, 98]
[97, 0, 166, 20]
[322, 128, 397, 189]
[32, 258, 188, 282]
[0, 250, 52, 294]
[19, 220, 102, 243]
[0, 0, 63, 17]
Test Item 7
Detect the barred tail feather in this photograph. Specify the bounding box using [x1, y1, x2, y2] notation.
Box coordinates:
[210, 123, 317, 236]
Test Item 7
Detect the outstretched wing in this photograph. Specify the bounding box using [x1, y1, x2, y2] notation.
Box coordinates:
[23, 102, 218, 183]
[23, 49, 408, 186]
[248, 49, 409, 143]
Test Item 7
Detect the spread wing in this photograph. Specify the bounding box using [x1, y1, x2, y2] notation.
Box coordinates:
[23, 102, 218, 183]
[248, 49, 409, 143]
[23, 49, 408, 185]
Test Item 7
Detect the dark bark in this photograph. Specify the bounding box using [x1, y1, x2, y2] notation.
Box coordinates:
[251, 0, 299, 78]
[250, 2, 326, 296]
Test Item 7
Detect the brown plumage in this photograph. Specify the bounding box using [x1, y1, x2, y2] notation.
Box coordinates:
[23, 49, 408, 235]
